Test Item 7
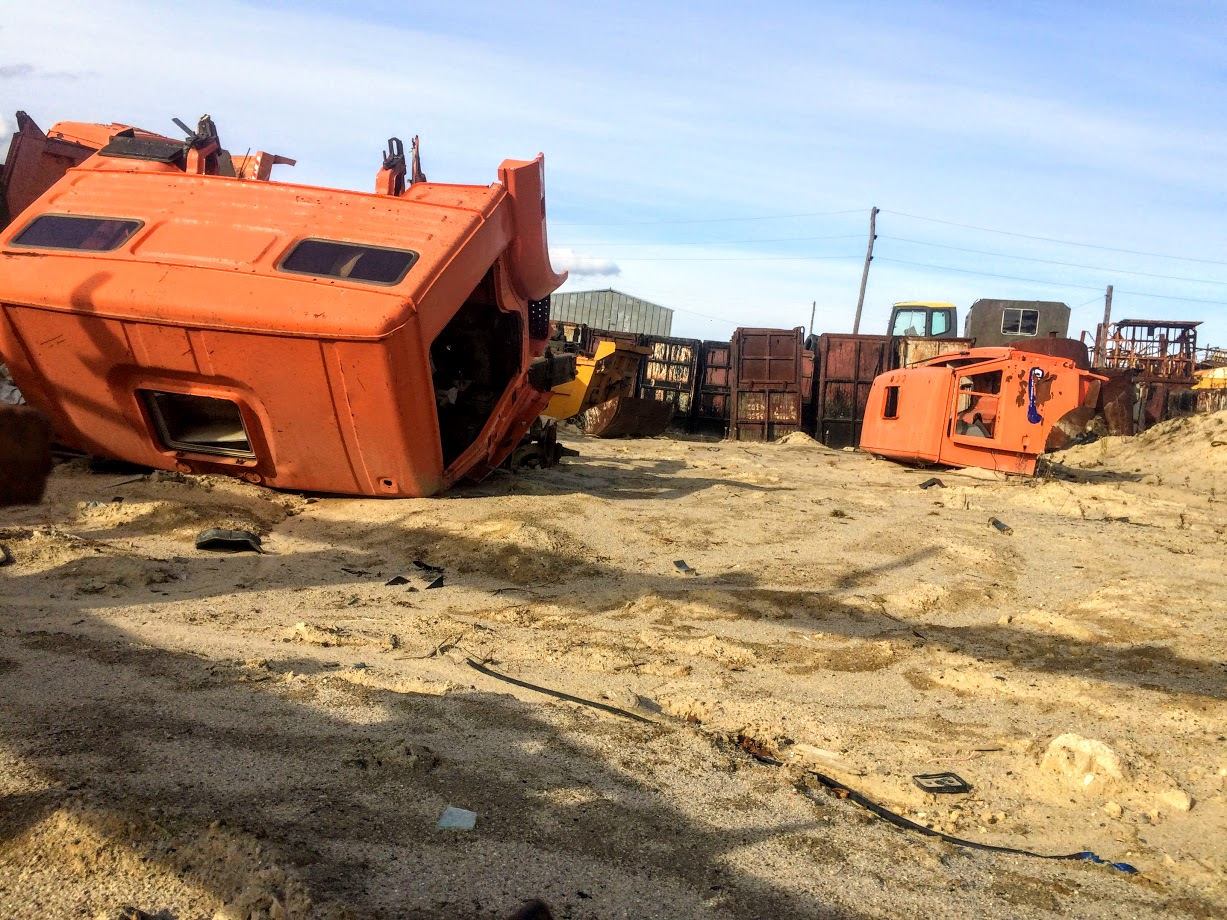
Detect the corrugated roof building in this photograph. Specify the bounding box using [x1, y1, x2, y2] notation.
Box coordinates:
[550, 289, 673, 337]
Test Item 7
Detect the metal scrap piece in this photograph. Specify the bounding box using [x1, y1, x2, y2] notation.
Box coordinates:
[195, 528, 262, 553]
[912, 772, 972, 794]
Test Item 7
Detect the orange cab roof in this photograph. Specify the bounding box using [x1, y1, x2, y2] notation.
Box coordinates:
[2, 166, 541, 341]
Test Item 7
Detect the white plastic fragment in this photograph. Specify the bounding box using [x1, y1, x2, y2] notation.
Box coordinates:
[436, 806, 477, 830]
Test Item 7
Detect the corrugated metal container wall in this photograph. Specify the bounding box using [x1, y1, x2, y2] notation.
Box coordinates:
[729, 327, 804, 441]
[638, 335, 700, 423]
[695, 340, 732, 425]
[814, 333, 890, 449]
[800, 347, 817, 432]
[550, 290, 673, 337]
[591, 329, 646, 352]
[1196, 387, 1227, 415]
[893, 336, 974, 369]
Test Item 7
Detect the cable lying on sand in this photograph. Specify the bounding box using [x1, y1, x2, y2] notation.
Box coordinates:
[462, 659, 1137, 875]
[804, 771, 1138, 874]
[465, 659, 656, 724]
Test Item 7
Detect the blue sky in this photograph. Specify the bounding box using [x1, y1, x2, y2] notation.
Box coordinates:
[2, 0, 1225, 345]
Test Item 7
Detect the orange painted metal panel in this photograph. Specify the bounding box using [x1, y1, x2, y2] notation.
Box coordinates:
[0, 115, 568, 497]
[860, 347, 1105, 475]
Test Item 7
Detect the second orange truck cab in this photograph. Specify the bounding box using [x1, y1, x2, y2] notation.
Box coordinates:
[860, 347, 1104, 475]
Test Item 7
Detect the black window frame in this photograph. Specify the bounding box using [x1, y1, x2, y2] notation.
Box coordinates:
[1001, 308, 1040, 337]
[929, 309, 954, 336]
[9, 213, 144, 253]
[891, 309, 931, 337]
[141, 390, 256, 460]
[276, 237, 420, 287]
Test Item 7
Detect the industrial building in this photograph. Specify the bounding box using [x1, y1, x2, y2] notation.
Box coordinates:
[550, 288, 673, 337]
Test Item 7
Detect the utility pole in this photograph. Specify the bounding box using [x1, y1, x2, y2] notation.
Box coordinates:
[809, 300, 816, 339]
[1096, 284, 1114, 365]
[852, 206, 879, 334]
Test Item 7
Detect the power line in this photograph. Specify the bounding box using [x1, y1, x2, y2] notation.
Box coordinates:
[877, 257, 1227, 307]
[881, 235, 1227, 286]
[553, 208, 864, 227]
[670, 306, 739, 326]
[554, 233, 864, 247]
[883, 210, 1227, 267]
[614, 254, 861, 262]
[877, 258, 1099, 290]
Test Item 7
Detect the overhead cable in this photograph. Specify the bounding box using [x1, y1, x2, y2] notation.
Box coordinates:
[883, 209, 1227, 267]
[881, 236, 1227, 287]
[877, 257, 1227, 307]
[553, 208, 864, 227]
[555, 233, 865, 247]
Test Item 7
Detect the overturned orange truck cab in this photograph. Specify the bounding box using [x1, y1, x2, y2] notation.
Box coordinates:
[0, 114, 574, 497]
[859, 347, 1104, 475]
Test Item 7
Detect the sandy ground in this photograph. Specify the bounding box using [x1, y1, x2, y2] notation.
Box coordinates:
[1, 411, 1225, 919]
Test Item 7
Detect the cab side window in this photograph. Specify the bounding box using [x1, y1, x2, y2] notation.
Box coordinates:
[954, 370, 1002, 439]
[891, 310, 929, 336]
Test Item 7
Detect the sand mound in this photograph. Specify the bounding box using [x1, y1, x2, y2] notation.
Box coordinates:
[1054, 409, 1227, 489]
[777, 430, 830, 449]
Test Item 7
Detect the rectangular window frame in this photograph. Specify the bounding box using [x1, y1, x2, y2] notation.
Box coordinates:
[891, 309, 931, 337]
[141, 390, 257, 460]
[883, 385, 900, 419]
[9, 213, 144, 253]
[929, 309, 953, 336]
[1001, 308, 1040, 337]
[276, 237, 420, 287]
[950, 367, 1005, 442]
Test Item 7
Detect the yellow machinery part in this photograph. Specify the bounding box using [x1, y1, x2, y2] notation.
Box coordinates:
[1193, 367, 1227, 390]
[542, 340, 648, 420]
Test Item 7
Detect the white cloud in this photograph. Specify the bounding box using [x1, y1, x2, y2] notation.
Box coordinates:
[0, 1, 1222, 345]
[0, 112, 12, 163]
[549, 248, 620, 278]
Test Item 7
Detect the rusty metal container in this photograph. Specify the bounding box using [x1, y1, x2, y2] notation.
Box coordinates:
[580, 396, 673, 438]
[637, 335, 701, 425]
[893, 335, 974, 368]
[1095, 368, 1136, 436]
[800, 346, 818, 435]
[0, 403, 52, 506]
[813, 333, 891, 448]
[1012, 337, 1091, 369]
[695, 340, 732, 427]
[591, 329, 645, 350]
[729, 327, 804, 441]
[801, 349, 816, 405]
[1196, 387, 1227, 414]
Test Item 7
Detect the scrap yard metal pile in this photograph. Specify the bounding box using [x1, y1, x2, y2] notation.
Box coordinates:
[2, 111, 1226, 920]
